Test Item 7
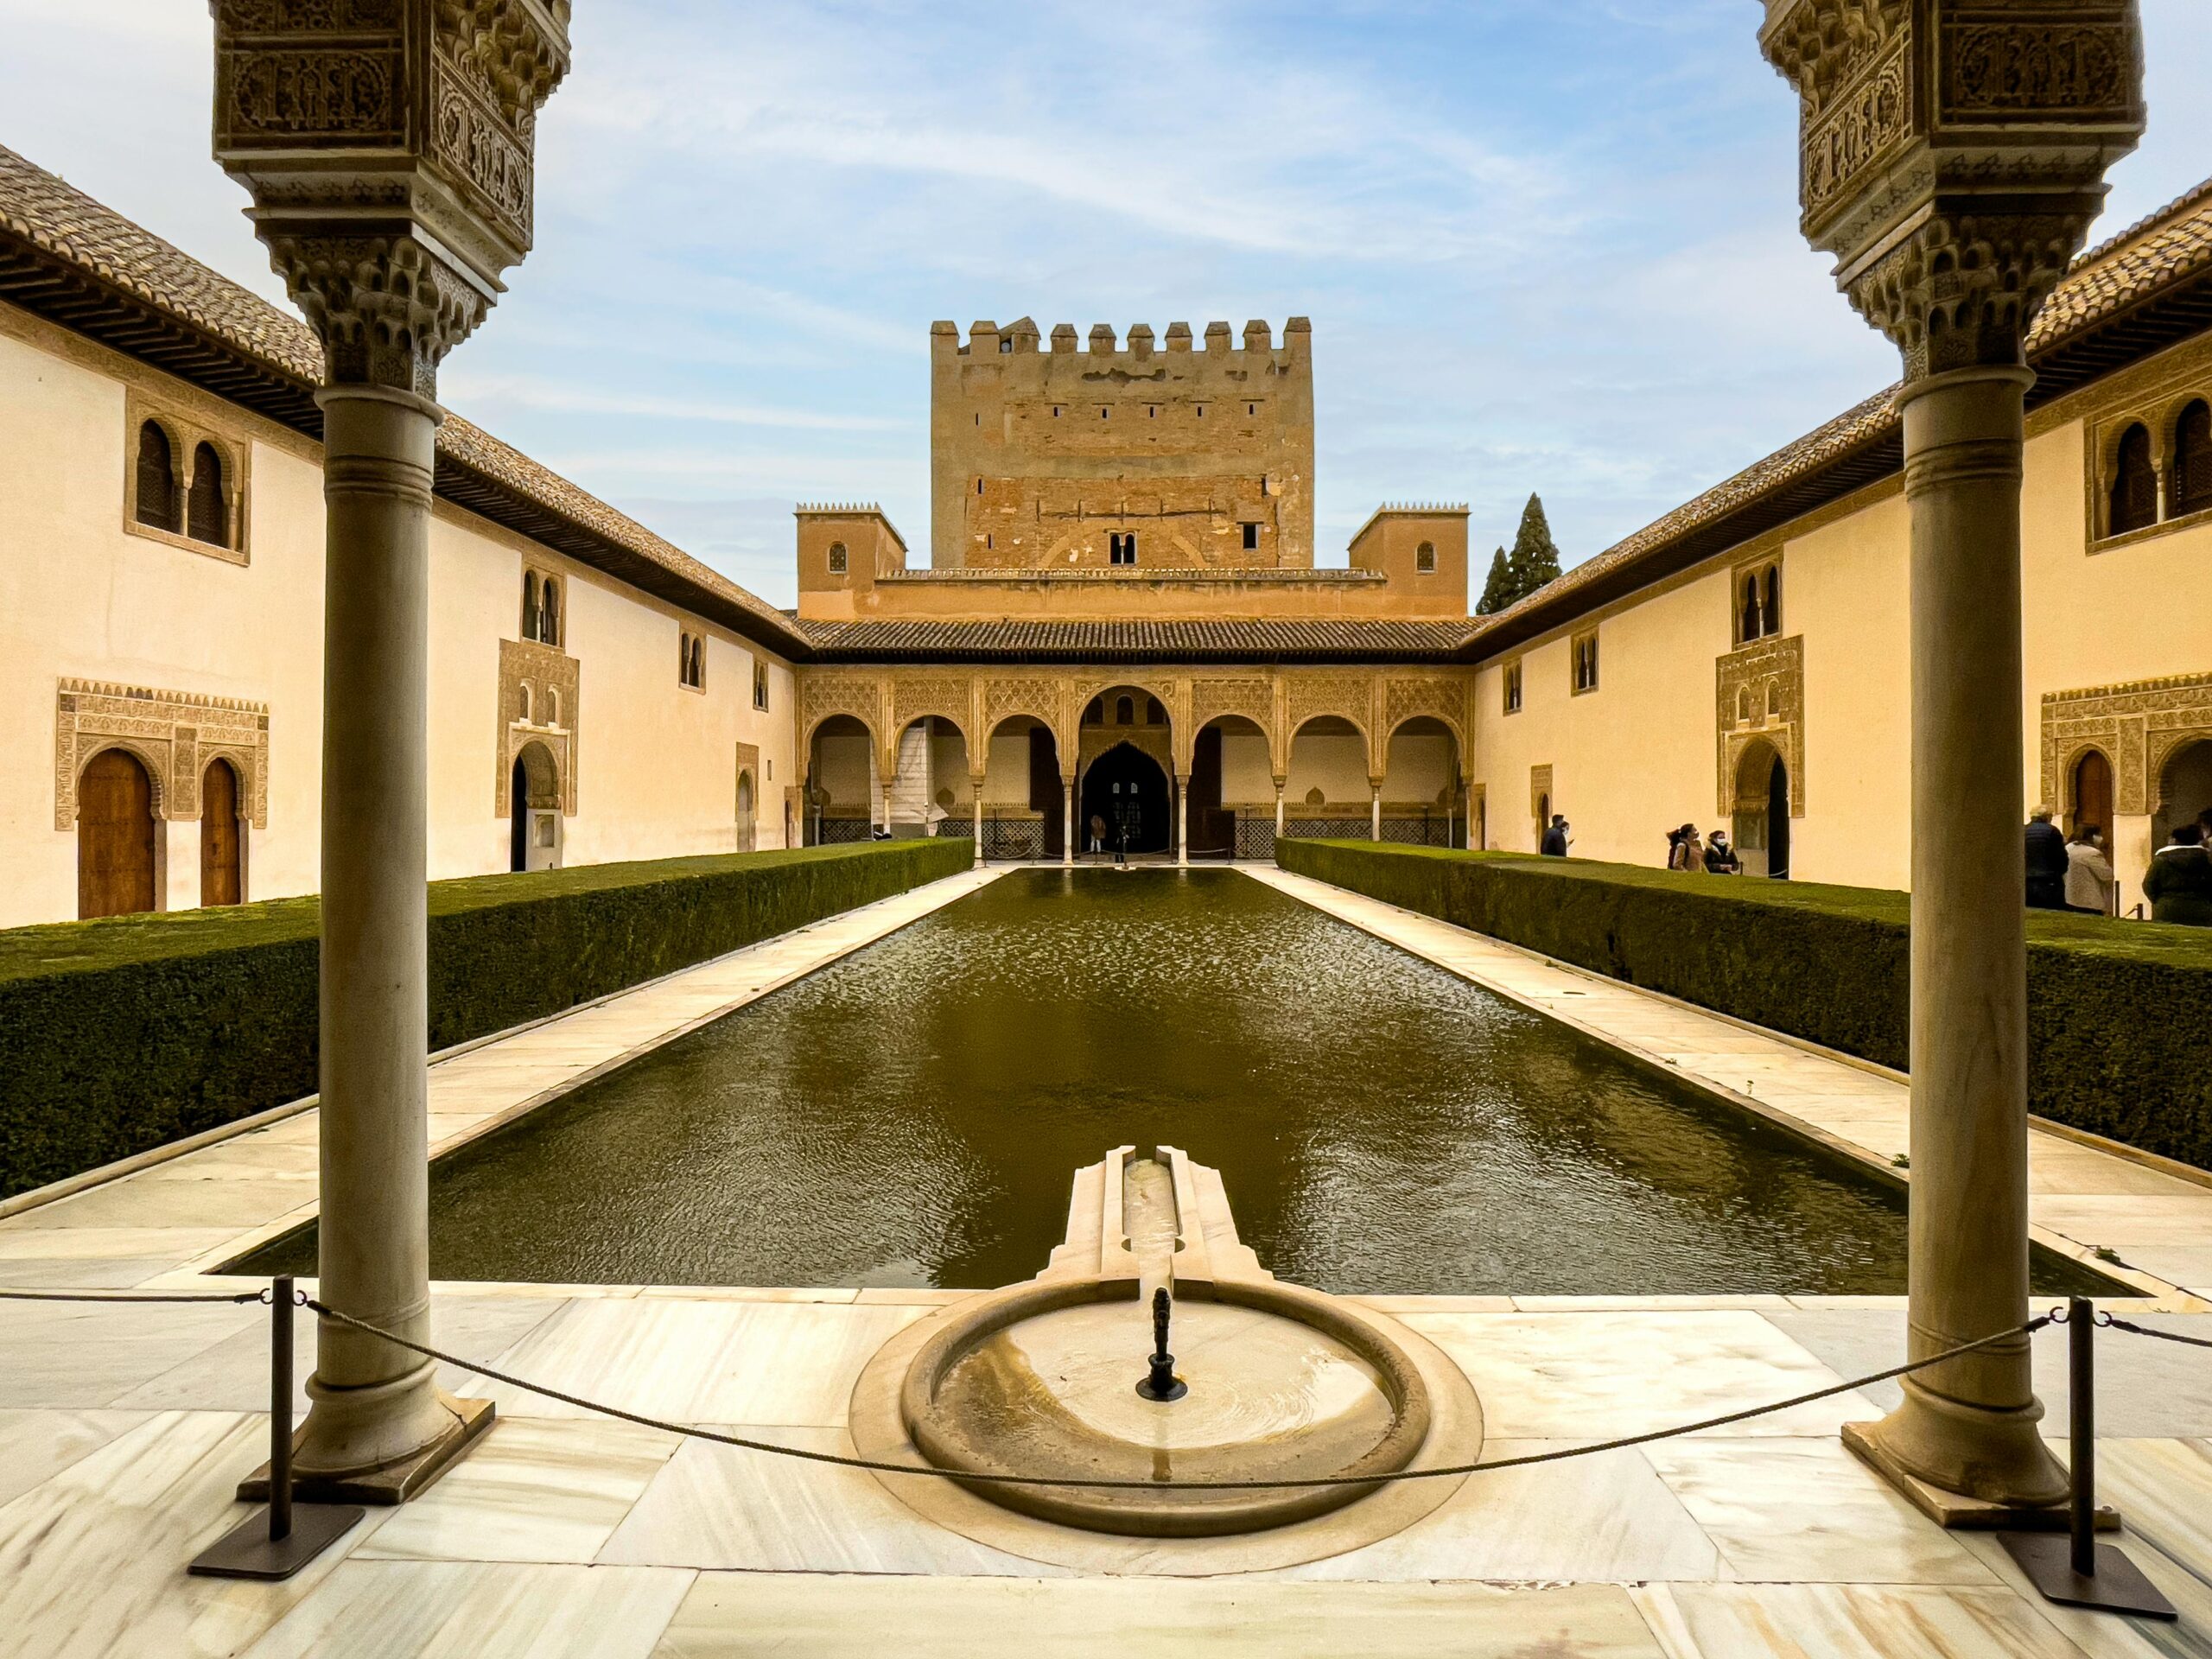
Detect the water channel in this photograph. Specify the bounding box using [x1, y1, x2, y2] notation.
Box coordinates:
[238, 868, 2111, 1296]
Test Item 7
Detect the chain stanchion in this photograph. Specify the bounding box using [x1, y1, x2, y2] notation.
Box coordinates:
[188, 1276, 364, 1580]
[1996, 1300, 2177, 1622]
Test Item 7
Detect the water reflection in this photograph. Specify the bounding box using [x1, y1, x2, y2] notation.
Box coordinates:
[238, 869, 2094, 1295]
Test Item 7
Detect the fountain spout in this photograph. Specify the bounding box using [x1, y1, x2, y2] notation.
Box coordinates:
[1135, 1286, 1188, 1402]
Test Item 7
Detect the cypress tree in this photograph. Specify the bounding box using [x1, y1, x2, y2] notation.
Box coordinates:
[1476, 546, 1516, 615]
[1505, 493, 1562, 601]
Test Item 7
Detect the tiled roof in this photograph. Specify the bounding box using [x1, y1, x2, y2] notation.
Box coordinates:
[1468, 176, 2212, 657]
[796, 619, 1474, 660]
[0, 144, 811, 657]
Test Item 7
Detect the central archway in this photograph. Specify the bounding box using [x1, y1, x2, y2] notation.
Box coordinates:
[1080, 741, 1171, 855]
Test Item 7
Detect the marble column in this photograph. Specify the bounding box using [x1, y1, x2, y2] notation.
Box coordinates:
[1176, 778, 1189, 866]
[1063, 779, 1075, 867]
[1274, 779, 1286, 840]
[1759, 0, 2139, 1520]
[1849, 363, 2066, 1509]
[969, 775, 984, 867]
[212, 0, 569, 1502]
[1370, 783, 1382, 842]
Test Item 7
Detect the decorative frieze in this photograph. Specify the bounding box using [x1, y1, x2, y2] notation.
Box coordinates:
[54, 679, 269, 830]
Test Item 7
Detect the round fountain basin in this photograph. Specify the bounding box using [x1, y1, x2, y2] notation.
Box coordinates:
[899, 1275, 1433, 1536]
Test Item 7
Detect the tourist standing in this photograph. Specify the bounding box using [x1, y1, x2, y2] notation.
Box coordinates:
[1705, 831, 1741, 874]
[1088, 813, 1105, 856]
[1679, 824, 1705, 869]
[1541, 815, 1571, 857]
[2024, 806, 2069, 910]
[2144, 823, 2212, 926]
[2064, 826, 2113, 915]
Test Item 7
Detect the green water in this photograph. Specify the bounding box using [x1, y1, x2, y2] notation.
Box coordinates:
[238, 868, 2111, 1296]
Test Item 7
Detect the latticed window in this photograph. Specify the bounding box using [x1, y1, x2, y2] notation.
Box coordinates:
[1416, 540, 1436, 573]
[135, 421, 179, 531]
[2109, 423, 2158, 535]
[187, 443, 228, 547]
[827, 541, 848, 575]
[1572, 632, 1599, 694]
[2174, 401, 2212, 518]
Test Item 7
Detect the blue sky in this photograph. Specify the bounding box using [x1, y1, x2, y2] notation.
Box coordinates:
[5, 2, 2209, 608]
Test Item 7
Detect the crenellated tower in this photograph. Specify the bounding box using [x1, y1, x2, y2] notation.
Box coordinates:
[928, 317, 1315, 570]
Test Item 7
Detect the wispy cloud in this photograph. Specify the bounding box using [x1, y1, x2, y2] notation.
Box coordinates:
[3, 0, 2208, 609]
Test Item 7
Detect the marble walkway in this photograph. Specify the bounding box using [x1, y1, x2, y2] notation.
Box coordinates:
[0, 862, 2209, 1656]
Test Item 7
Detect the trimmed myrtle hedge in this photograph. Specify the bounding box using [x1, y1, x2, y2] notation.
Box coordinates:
[1279, 840, 2212, 1170]
[0, 839, 970, 1200]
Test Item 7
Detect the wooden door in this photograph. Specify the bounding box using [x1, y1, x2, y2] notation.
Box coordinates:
[2072, 749, 2113, 838]
[79, 748, 156, 918]
[200, 760, 242, 906]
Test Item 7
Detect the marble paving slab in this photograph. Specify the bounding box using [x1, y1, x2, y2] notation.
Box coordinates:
[240, 1560, 694, 1659]
[1632, 1582, 2096, 1658]
[650, 1573, 1669, 1657]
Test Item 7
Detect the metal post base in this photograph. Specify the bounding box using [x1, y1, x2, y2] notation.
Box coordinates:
[188, 1502, 364, 1581]
[1999, 1532, 2177, 1621]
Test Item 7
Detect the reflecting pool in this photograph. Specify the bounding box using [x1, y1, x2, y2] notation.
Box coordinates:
[237, 868, 2109, 1296]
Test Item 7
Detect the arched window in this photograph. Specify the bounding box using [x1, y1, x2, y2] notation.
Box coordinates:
[135, 422, 179, 531]
[187, 443, 228, 546]
[828, 541, 849, 575]
[2174, 400, 2212, 518]
[518, 683, 533, 722]
[522, 572, 542, 640]
[549, 688, 562, 726]
[1737, 686, 1751, 724]
[1763, 564, 1781, 634]
[1415, 540, 1436, 573]
[2109, 423, 2158, 535]
[1115, 695, 1135, 726]
[542, 577, 560, 645]
[1740, 574, 1761, 642]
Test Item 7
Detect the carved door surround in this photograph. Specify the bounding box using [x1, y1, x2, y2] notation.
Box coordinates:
[54, 678, 269, 830]
[2040, 672, 2212, 823]
[1716, 635, 1806, 818]
[495, 638, 578, 816]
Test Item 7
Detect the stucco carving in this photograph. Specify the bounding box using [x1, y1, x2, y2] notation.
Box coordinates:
[1529, 763, 1554, 820]
[212, 0, 571, 394]
[494, 637, 576, 815]
[1761, 0, 2144, 378]
[1381, 676, 1467, 750]
[801, 672, 884, 738]
[54, 678, 269, 830]
[2041, 672, 2212, 820]
[890, 677, 976, 744]
[1717, 635, 1807, 817]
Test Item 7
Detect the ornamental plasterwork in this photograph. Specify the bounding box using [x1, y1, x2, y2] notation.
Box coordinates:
[1284, 673, 1375, 766]
[889, 677, 976, 760]
[1529, 763, 1554, 820]
[798, 672, 887, 750]
[1381, 676, 1468, 753]
[494, 637, 576, 816]
[211, 0, 571, 395]
[1716, 635, 1806, 817]
[2040, 672, 2212, 820]
[1760, 0, 2144, 378]
[54, 679, 269, 830]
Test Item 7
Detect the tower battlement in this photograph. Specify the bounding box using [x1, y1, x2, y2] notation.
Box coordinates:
[929, 315, 1315, 571]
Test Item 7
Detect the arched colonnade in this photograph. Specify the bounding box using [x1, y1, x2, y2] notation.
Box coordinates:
[797, 669, 1477, 862]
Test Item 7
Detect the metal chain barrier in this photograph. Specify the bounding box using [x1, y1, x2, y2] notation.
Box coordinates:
[6, 1285, 2201, 1496]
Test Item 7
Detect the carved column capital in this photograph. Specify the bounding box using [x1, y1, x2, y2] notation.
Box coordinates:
[211, 0, 570, 393]
[1759, 0, 2144, 376]
[268, 233, 490, 396]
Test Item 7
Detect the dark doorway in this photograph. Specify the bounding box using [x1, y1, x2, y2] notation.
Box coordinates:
[1081, 742, 1171, 855]
[1188, 725, 1230, 855]
[79, 747, 156, 918]
[200, 758, 242, 906]
[1767, 756, 1791, 880]
[1027, 725, 1064, 855]
[510, 755, 530, 872]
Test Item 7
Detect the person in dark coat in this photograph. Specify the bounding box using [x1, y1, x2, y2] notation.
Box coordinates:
[2145, 823, 2212, 927]
[2024, 806, 2069, 910]
[1540, 815, 1571, 857]
[1704, 831, 1741, 874]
